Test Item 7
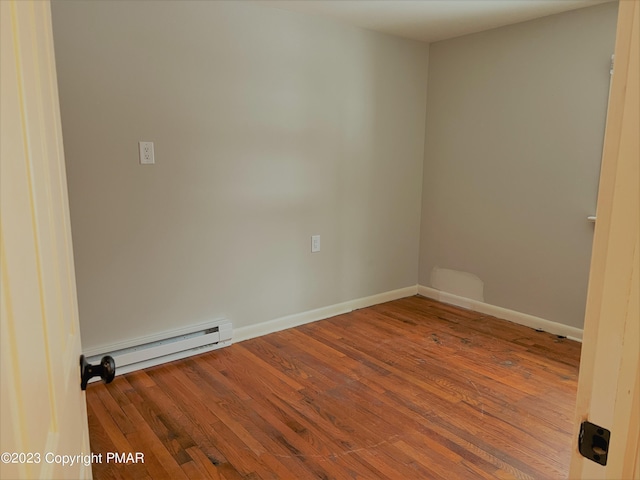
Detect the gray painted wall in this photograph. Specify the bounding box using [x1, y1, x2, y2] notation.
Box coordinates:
[53, 1, 618, 349]
[52, 1, 429, 349]
[419, 2, 618, 329]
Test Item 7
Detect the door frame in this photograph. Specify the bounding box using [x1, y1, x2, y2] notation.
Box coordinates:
[569, 0, 640, 478]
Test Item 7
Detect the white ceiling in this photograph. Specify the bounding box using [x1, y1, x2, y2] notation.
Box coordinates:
[256, 0, 614, 43]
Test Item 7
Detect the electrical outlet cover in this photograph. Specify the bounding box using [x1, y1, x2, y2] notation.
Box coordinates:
[139, 141, 154, 164]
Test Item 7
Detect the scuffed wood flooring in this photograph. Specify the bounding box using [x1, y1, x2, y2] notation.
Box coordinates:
[86, 295, 581, 479]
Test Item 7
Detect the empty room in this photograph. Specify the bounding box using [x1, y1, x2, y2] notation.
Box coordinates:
[1, 0, 638, 479]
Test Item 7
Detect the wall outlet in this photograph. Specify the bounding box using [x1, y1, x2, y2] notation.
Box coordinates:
[311, 235, 320, 253]
[139, 141, 154, 164]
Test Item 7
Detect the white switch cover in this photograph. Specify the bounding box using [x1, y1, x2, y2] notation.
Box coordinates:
[139, 141, 154, 164]
[311, 235, 320, 253]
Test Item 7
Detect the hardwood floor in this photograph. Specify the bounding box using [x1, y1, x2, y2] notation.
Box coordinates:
[86, 296, 581, 479]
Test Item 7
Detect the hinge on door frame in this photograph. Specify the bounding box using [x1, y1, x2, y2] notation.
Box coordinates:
[578, 421, 611, 466]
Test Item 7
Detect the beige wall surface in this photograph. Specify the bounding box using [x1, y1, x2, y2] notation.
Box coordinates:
[52, 1, 429, 349]
[419, 2, 618, 329]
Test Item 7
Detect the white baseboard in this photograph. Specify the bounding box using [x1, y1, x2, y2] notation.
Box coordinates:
[417, 285, 583, 342]
[85, 282, 581, 379]
[233, 285, 419, 343]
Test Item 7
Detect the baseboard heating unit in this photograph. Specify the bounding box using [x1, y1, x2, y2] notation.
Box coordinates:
[82, 318, 233, 382]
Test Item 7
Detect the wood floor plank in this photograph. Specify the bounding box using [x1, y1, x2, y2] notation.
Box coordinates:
[87, 391, 135, 455]
[86, 295, 580, 479]
[121, 402, 190, 480]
